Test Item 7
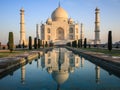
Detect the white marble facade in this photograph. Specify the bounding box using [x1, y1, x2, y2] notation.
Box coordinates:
[41, 5, 80, 45]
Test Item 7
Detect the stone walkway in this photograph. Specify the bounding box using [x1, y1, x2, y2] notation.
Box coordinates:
[68, 47, 120, 62]
[0, 51, 41, 76]
[0, 47, 53, 77]
[66, 47, 120, 77]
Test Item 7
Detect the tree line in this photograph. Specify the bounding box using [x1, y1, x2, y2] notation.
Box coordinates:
[66, 38, 87, 48]
[0, 31, 113, 52]
[66, 31, 113, 51]
[6, 33, 54, 52]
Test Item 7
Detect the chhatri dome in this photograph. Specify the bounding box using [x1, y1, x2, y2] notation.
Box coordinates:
[46, 18, 52, 25]
[51, 5, 68, 21]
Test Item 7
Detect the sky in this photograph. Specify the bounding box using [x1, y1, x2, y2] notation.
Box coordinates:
[0, 0, 120, 44]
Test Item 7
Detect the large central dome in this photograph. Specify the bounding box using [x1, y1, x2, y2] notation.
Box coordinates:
[51, 6, 68, 21]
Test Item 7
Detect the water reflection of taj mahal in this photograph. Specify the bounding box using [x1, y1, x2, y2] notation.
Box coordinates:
[41, 48, 80, 84]
[20, 48, 100, 89]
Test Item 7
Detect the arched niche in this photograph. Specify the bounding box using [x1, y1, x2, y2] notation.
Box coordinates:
[56, 27, 64, 40]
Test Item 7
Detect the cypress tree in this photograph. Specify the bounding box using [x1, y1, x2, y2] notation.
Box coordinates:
[75, 40, 77, 47]
[78, 39, 82, 48]
[43, 41, 44, 48]
[7, 42, 9, 49]
[72, 40, 77, 47]
[8, 32, 14, 52]
[78, 39, 80, 48]
[0, 42, 1, 49]
[84, 38, 87, 48]
[81, 39, 83, 48]
[108, 31, 112, 51]
[29, 36, 32, 50]
[49, 41, 54, 47]
[76, 40, 78, 48]
[66, 42, 71, 46]
[72, 41, 73, 47]
[72, 41, 74, 47]
[40, 40, 42, 48]
[34, 38, 37, 49]
[22, 41, 25, 49]
[45, 41, 48, 47]
[38, 39, 40, 48]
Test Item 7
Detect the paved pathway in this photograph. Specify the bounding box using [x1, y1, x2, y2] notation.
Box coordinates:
[0, 47, 53, 77]
[0, 51, 41, 76]
[66, 47, 120, 77]
[66, 47, 120, 65]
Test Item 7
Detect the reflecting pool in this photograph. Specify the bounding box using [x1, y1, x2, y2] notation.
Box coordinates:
[0, 48, 120, 90]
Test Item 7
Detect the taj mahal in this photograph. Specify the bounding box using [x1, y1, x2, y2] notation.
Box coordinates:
[41, 4, 80, 45]
[19, 3, 100, 45]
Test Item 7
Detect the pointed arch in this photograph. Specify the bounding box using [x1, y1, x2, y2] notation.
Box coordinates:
[56, 27, 64, 40]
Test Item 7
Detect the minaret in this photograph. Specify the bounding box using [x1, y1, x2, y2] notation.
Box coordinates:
[37, 59, 40, 68]
[94, 7, 100, 45]
[21, 65, 25, 84]
[36, 24, 40, 39]
[20, 8, 26, 45]
[40, 22, 42, 40]
[80, 23, 84, 43]
[95, 66, 100, 84]
[80, 57, 84, 67]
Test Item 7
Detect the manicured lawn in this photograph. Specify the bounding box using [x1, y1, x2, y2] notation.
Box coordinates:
[81, 48, 120, 56]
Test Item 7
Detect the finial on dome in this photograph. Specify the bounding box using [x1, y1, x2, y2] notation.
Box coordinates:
[58, 0, 61, 7]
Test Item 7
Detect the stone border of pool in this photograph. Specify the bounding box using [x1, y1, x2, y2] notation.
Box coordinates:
[0, 47, 120, 78]
[66, 46, 120, 77]
[0, 47, 53, 78]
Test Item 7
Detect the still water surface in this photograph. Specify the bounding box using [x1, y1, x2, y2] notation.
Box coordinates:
[0, 48, 120, 90]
